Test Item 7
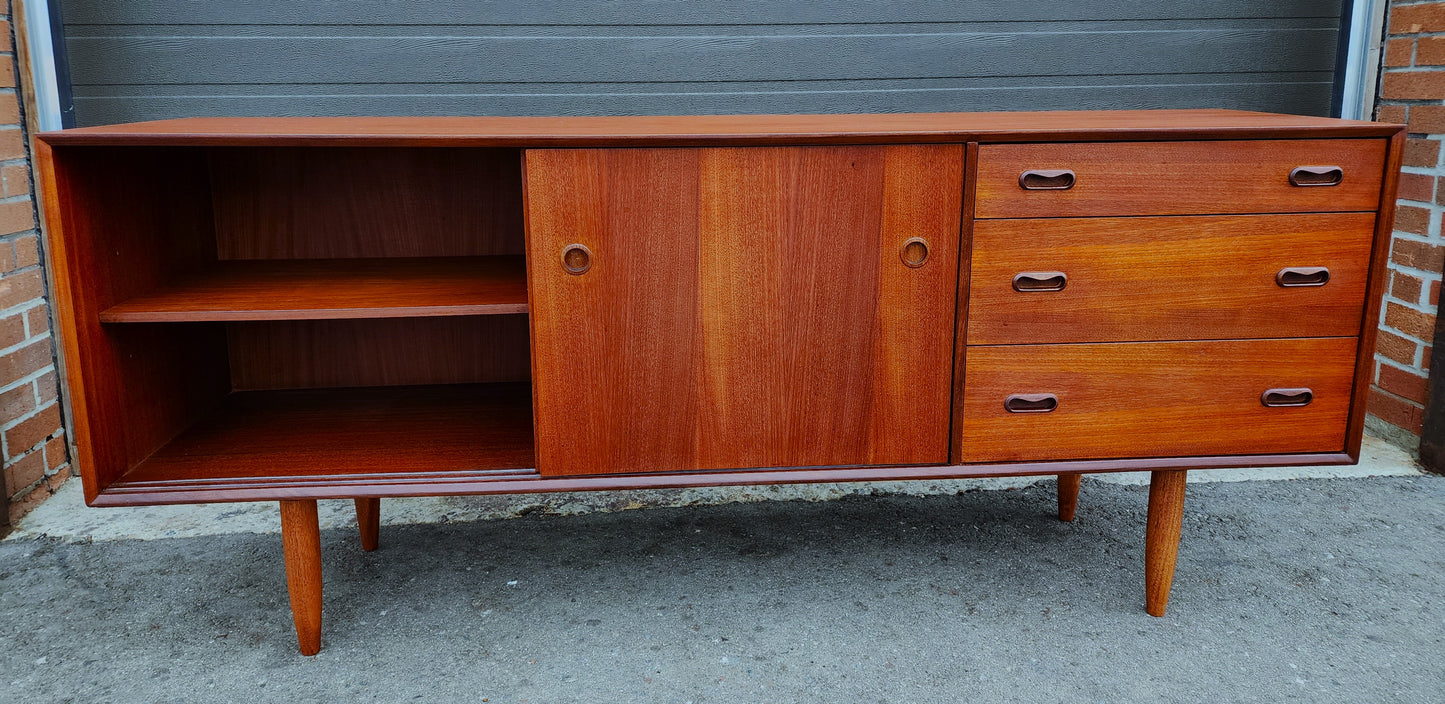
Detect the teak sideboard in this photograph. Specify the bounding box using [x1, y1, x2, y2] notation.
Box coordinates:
[35, 110, 1404, 655]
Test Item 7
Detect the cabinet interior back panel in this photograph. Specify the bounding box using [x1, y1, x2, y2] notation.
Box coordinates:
[207, 147, 524, 259]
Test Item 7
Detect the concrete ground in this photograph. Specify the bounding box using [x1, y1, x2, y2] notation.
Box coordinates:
[0, 438, 1440, 703]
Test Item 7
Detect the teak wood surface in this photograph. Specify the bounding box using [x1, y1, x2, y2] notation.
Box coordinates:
[32, 111, 1405, 506]
[226, 316, 531, 391]
[967, 213, 1376, 344]
[98, 256, 527, 322]
[38, 110, 1395, 147]
[525, 145, 962, 475]
[119, 383, 535, 483]
[974, 139, 1386, 218]
[960, 338, 1358, 463]
[208, 147, 524, 259]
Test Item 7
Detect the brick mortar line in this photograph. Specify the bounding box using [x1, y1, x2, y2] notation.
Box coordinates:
[1391, 197, 1445, 209]
[0, 398, 58, 435]
[1370, 382, 1426, 409]
[1376, 353, 1430, 377]
[0, 330, 49, 361]
[0, 296, 47, 320]
[1386, 231, 1445, 246]
[0, 364, 58, 398]
[1383, 292, 1439, 314]
[1385, 260, 1445, 280]
[1379, 322, 1436, 346]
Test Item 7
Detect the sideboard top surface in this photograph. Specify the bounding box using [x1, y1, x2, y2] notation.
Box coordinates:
[38, 109, 1400, 148]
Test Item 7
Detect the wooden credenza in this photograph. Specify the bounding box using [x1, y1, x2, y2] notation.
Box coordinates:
[36, 110, 1404, 655]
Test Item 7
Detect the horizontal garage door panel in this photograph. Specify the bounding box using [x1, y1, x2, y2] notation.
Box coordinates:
[59, 1, 1344, 125]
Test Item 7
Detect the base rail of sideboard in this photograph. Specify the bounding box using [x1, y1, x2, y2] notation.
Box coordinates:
[90, 451, 1355, 507]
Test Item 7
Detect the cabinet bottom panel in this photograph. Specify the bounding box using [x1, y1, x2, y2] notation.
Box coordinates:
[958, 338, 1357, 463]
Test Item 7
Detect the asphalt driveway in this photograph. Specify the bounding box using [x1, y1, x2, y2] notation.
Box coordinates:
[1, 475, 1441, 703]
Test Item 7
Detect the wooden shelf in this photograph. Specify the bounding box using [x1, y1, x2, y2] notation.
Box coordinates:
[115, 382, 535, 487]
[99, 256, 527, 322]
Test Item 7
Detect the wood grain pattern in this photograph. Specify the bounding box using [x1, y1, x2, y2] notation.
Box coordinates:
[1057, 474, 1081, 522]
[975, 139, 1386, 218]
[227, 316, 530, 390]
[967, 213, 1376, 344]
[98, 256, 527, 322]
[37, 144, 231, 503]
[959, 338, 1358, 463]
[279, 499, 323, 655]
[208, 147, 523, 259]
[1346, 130, 1407, 461]
[1145, 469, 1187, 617]
[120, 383, 535, 482]
[38, 111, 1399, 148]
[354, 498, 379, 552]
[526, 145, 961, 476]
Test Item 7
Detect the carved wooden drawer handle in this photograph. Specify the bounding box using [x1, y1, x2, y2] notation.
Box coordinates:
[1289, 166, 1343, 187]
[1019, 169, 1076, 190]
[900, 237, 930, 268]
[1013, 271, 1068, 292]
[561, 243, 592, 275]
[1005, 393, 1058, 413]
[1261, 388, 1313, 407]
[1276, 267, 1330, 287]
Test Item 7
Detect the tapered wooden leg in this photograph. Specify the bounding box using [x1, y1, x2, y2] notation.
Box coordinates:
[355, 498, 380, 551]
[280, 499, 323, 655]
[1144, 469, 1187, 617]
[1057, 473, 1081, 522]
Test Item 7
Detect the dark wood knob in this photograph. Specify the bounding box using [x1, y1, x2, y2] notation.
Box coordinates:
[561, 244, 592, 275]
[1289, 166, 1343, 187]
[1261, 388, 1313, 407]
[1005, 393, 1058, 413]
[900, 237, 930, 268]
[1013, 271, 1068, 292]
[1276, 267, 1329, 287]
[1019, 169, 1076, 190]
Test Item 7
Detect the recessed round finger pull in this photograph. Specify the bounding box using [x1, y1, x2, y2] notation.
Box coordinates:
[561, 244, 592, 275]
[900, 237, 930, 268]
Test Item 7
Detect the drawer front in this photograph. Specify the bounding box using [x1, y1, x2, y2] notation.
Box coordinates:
[975, 139, 1386, 218]
[967, 213, 1376, 344]
[959, 338, 1356, 463]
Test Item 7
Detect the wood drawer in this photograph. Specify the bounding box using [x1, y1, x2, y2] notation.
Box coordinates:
[958, 338, 1356, 463]
[975, 139, 1386, 218]
[966, 213, 1376, 344]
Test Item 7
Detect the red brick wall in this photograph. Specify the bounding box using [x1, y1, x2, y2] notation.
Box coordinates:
[1373, 1, 1445, 445]
[0, 3, 67, 524]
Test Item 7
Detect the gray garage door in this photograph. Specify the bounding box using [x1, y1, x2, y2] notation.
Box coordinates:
[58, 1, 1345, 127]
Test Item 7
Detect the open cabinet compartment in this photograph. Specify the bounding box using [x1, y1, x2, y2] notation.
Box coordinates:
[46, 144, 537, 503]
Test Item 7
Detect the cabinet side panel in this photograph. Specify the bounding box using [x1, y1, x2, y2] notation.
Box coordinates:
[40, 146, 230, 499]
[1347, 129, 1406, 459]
[526, 149, 702, 476]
